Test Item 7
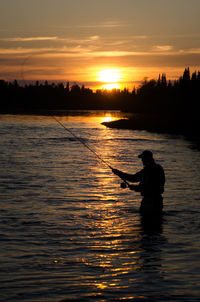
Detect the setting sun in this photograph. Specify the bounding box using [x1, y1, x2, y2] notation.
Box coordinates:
[96, 68, 123, 90]
[98, 69, 121, 83]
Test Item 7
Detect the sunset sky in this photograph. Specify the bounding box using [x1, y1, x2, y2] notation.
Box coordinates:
[0, 0, 200, 90]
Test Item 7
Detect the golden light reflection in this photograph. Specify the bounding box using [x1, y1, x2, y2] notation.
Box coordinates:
[96, 283, 108, 289]
[120, 297, 136, 300]
[101, 114, 118, 123]
[54, 111, 148, 294]
[56, 111, 121, 126]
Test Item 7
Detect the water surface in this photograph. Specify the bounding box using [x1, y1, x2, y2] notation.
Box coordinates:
[0, 112, 200, 301]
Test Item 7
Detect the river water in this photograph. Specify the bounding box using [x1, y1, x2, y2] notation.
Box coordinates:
[0, 112, 200, 302]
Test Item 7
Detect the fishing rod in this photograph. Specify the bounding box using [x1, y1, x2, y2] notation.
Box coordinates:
[52, 115, 112, 170]
[52, 116, 131, 189]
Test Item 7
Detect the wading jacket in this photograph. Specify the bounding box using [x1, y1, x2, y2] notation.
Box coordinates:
[116, 162, 165, 197]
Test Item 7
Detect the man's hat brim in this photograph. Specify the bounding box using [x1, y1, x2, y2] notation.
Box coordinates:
[138, 150, 153, 159]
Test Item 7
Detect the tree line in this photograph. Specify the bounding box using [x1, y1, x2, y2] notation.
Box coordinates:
[102, 67, 200, 137]
[126, 67, 200, 119]
[0, 79, 129, 112]
[0, 67, 199, 120]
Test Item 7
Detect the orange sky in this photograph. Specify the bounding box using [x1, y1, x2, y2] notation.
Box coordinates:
[0, 0, 200, 90]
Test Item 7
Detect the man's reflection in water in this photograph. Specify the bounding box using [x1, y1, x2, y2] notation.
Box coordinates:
[137, 212, 166, 287]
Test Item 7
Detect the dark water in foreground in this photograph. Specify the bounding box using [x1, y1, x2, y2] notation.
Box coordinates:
[0, 112, 200, 302]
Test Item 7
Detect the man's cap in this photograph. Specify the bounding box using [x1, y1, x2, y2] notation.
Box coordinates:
[138, 150, 153, 159]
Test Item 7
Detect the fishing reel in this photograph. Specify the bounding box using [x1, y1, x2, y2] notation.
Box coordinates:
[120, 181, 127, 189]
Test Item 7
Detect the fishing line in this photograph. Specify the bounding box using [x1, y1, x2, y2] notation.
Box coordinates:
[52, 115, 131, 188]
[52, 116, 113, 170]
[20, 55, 130, 188]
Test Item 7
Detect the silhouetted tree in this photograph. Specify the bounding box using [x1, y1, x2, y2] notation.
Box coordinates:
[183, 67, 190, 81]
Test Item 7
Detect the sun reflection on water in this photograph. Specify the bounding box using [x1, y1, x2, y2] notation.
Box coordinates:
[101, 115, 115, 123]
[44, 112, 164, 298]
[1, 112, 199, 301]
[52, 111, 121, 125]
[80, 197, 143, 295]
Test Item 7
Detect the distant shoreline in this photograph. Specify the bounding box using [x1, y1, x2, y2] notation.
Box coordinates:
[102, 114, 199, 140]
[0, 109, 121, 116]
[1, 109, 198, 141]
[1, 67, 199, 143]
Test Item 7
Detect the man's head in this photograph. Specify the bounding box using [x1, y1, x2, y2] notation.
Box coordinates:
[138, 150, 154, 166]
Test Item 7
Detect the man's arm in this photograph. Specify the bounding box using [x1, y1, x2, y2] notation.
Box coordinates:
[112, 168, 143, 183]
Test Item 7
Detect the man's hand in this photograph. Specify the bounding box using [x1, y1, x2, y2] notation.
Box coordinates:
[111, 168, 121, 176]
[128, 184, 140, 192]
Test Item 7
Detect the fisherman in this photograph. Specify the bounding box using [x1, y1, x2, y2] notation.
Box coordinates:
[112, 150, 165, 215]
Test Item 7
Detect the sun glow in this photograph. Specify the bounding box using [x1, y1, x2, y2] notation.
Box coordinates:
[98, 69, 121, 83]
[96, 68, 123, 90]
[102, 83, 121, 90]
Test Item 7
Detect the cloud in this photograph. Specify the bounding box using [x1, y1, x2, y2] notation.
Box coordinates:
[179, 48, 200, 54]
[1, 37, 58, 42]
[0, 46, 198, 59]
[95, 20, 128, 28]
[0, 45, 92, 56]
[153, 45, 173, 51]
[131, 35, 147, 40]
[52, 20, 129, 30]
[89, 35, 100, 41]
[0, 47, 56, 55]
[1, 35, 100, 44]
[1, 42, 200, 82]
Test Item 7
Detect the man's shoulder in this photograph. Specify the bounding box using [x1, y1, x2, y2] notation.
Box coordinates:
[147, 163, 164, 173]
[155, 163, 163, 169]
[155, 163, 165, 176]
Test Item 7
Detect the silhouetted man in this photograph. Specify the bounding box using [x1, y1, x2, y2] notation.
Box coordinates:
[112, 150, 165, 215]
